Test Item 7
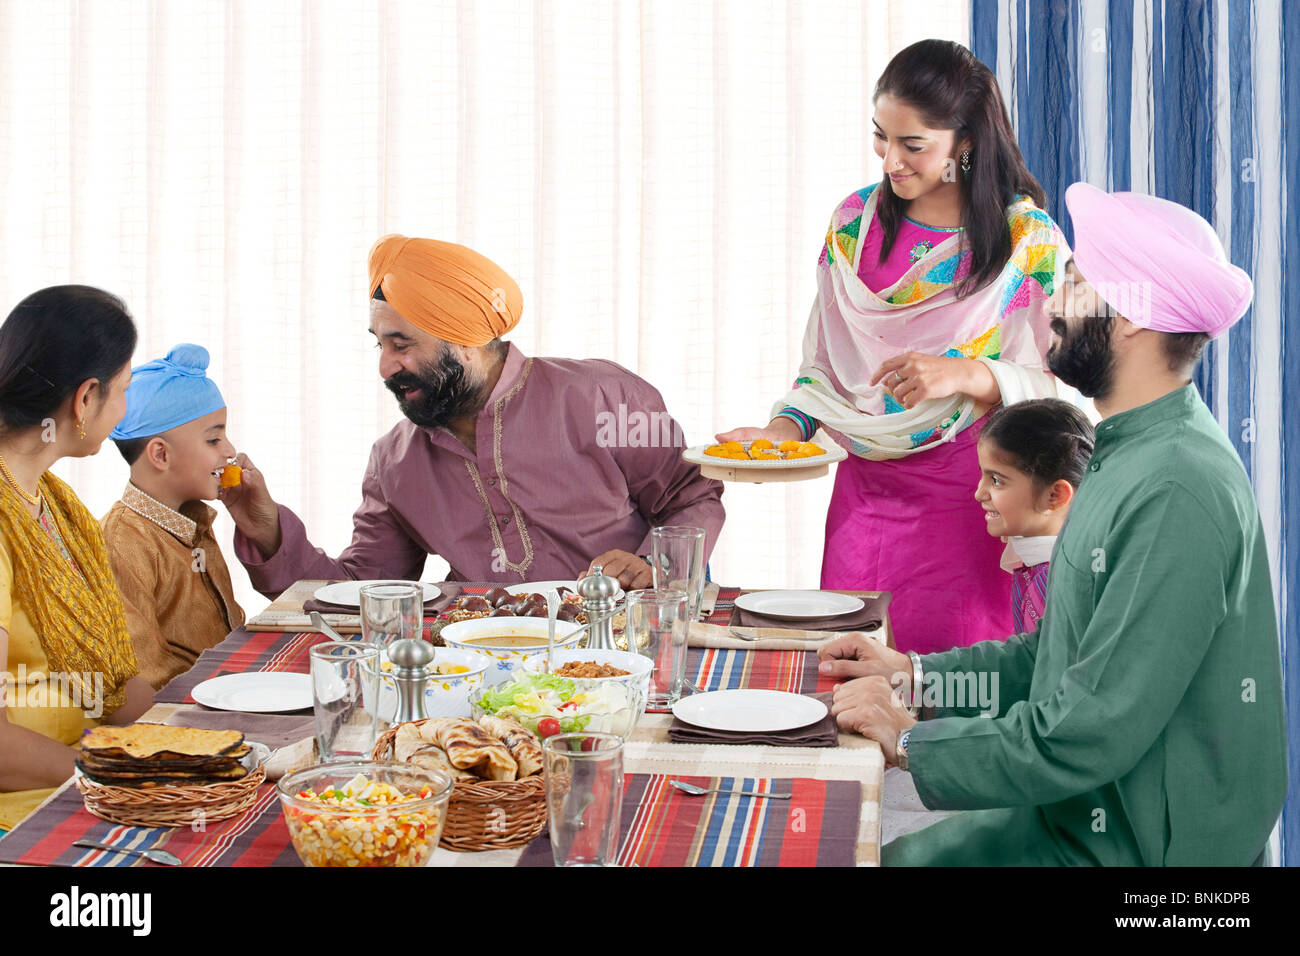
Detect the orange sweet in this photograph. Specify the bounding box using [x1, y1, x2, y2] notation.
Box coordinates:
[750, 439, 774, 451]
[750, 448, 781, 460]
[778, 440, 802, 453]
[220, 463, 242, 488]
[703, 445, 731, 458]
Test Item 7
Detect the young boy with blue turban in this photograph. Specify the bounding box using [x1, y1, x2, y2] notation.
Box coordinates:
[101, 344, 246, 689]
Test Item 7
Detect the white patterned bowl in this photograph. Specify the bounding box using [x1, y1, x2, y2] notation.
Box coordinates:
[440, 618, 584, 686]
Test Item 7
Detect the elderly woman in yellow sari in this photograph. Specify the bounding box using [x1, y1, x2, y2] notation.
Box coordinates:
[0, 285, 153, 833]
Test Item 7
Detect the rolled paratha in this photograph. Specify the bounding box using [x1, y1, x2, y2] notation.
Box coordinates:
[478, 715, 543, 778]
[393, 723, 427, 763]
[407, 744, 455, 777]
[423, 718, 518, 781]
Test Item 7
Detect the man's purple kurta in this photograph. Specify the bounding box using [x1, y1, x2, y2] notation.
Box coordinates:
[234, 345, 724, 596]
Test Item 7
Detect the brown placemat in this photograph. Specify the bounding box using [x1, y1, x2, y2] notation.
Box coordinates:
[668, 692, 838, 747]
[731, 592, 890, 632]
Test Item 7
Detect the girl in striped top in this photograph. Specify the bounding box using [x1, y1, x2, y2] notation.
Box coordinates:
[974, 399, 1095, 634]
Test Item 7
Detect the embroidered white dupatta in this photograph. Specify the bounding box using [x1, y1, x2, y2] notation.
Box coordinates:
[774, 183, 1072, 460]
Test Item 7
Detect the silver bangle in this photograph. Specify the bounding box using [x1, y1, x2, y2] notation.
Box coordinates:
[907, 650, 923, 716]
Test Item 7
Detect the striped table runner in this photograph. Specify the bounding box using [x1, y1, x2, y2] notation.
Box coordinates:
[517, 773, 860, 867]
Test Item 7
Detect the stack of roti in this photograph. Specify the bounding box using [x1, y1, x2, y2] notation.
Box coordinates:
[76, 724, 251, 788]
[394, 716, 543, 783]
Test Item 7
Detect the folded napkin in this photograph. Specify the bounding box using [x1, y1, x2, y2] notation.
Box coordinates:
[731, 591, 890, 633]
[668, 692, 838, 748]
[688, 622, 840, 651]
[164, 710, 317, 780]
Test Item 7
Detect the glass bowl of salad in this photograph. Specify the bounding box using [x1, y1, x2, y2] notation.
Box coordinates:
[277, 761, 454, 867]
[469, 672, 645, 741]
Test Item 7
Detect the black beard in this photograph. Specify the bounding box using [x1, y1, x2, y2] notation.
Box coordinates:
[385, 349, 483, 428]
[1046, 312, 1116, 399]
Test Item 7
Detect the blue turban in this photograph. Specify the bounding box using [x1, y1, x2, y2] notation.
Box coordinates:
[110, 344, 226, 440]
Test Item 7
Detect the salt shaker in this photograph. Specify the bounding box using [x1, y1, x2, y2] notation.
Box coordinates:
[387, 637, 435, 724]
[576, 566, 621, 651]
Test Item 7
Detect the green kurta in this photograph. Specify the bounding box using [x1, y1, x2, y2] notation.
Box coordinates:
[885, 385, 1287, 866]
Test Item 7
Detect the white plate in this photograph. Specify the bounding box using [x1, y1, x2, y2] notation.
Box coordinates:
[682, 442, 847, 470]
[671, 689, 828, 733]
[313, 580, 441, 608]
[191, 673, 313, 713]
[733, 590, 865, 621]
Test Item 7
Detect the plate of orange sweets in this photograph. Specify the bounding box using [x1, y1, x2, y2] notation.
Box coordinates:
[683, 439, 847, 483]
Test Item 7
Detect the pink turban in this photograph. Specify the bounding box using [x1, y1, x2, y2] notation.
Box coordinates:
[1064, 182, 1253, 338]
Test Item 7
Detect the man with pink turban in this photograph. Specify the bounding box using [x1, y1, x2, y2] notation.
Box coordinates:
[224, 235, 724, 592]
[818, 183, 1286, 865]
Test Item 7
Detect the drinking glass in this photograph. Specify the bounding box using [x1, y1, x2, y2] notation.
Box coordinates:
[310, 641, 381, 762]
[650, 526, 706, 621]
[542, 732, 625, 867]
[624, 588, 689, 708]
[359, 583, 422, 649]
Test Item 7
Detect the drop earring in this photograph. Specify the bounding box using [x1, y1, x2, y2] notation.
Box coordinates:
[961, 149, 971, 176]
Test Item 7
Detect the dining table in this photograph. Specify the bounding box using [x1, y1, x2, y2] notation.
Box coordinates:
[0, 581, 890, 868]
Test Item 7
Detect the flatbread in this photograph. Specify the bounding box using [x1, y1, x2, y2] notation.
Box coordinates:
[407, 744, 454, 778]
[80, 724, 244, 760]
[76, 757, 249, 787]
[478, 715, 543, 777]
[393, 723, 427, 763]
[422, 718, 518, 781]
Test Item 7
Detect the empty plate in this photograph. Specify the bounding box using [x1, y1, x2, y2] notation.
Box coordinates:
[313, 580, 441, 608]
[672, 689, 828, 733]
[191, 673, 313, 713]
[733, 590, 865, 620]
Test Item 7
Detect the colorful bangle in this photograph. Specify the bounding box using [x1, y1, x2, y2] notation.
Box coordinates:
[776, 407, 816, 441]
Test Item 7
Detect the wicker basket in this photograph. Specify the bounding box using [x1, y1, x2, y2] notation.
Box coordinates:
[372, 719, 547, 852]
[75, 763, 266, 828]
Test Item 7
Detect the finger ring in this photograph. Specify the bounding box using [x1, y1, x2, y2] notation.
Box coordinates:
[892, 371, 902, 385]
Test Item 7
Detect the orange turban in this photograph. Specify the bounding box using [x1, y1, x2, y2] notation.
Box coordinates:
[367, 235, 523, 347]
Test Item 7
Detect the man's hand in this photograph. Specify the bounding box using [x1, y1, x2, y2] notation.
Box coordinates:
[217, 452, 282, 559]
[817, 632, 911, 682]
[830, 676, 918, 765]
[582, 550, 653, 590]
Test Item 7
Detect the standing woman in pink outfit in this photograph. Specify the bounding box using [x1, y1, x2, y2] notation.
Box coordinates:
[720, 40, 1082, 654]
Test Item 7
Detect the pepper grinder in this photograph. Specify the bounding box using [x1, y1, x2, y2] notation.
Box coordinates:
[576, 566, 621, 651]
[387, 637, 435, 724]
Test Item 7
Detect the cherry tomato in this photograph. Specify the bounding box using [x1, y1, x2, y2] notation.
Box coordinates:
[537, 717, 562, 738]
[580, 736, 597, 752]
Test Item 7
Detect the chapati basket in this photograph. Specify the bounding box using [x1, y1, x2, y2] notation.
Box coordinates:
[373, 718, 547, 852]
[75, 763, 266, 828]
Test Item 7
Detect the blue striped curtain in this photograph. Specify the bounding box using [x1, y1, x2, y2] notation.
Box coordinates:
[972, 0, 1296, 866]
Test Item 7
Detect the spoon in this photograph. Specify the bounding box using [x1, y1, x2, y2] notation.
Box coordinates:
[310, 612, 347, 643]
[544, 590, 559, 674]
[73, 840, 183, 866]
[668, 780, 792, 800]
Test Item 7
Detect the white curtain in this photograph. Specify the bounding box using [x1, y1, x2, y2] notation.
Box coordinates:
[0, 0, 969, 615]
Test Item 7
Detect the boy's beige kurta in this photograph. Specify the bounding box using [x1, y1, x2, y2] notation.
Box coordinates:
[102, 483, 245, 690]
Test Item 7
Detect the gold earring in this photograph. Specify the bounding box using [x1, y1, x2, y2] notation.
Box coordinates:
[76, 419, 86, 440]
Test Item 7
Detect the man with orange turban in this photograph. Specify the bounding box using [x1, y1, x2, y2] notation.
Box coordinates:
[224, 235, 724, 591]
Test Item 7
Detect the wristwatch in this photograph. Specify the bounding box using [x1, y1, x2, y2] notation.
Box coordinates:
[896, 729, 912, 771]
